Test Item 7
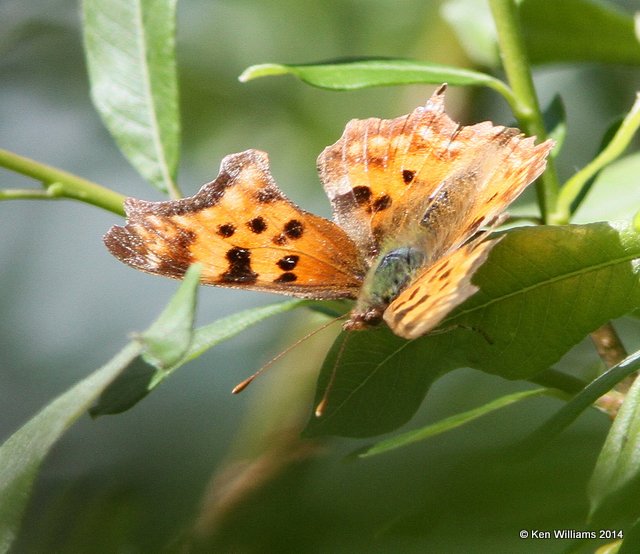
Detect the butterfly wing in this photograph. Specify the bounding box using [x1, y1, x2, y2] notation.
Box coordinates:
[384, 235, 499, 339]
[105, 150, 367, 299]
[318, 86, 451, 260]
[322, 86, 553, 338]
[381, 116, 552, 339]
[403, 126, 553, 260]
[318, 85, 553, 261]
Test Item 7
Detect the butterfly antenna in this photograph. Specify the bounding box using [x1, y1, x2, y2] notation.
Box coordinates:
[314, 330, 352, 417]
[231, 312, 348, 394]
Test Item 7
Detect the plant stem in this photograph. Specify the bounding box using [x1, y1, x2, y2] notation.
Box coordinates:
[0, 148, 125, 216]
[489, 0, 560, 222]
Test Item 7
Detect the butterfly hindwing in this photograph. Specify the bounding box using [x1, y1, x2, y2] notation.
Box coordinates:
[105, 150, 367, 299]
[384, 235, 500, 339]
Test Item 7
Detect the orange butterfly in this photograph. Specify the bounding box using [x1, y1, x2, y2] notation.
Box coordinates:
[105, 85, 553, 339]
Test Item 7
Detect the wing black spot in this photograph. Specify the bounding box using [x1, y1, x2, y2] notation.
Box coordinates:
[277, 255, 299, 271]
[372, 194, 392, 212]
[284, 219, 304, 239]
[217, 223, 235, 238]
[274, 272, 297, 283]
[402, 169, 415, 184]
[221, 247, 258, 283]
[352, 186, 372, 205]
[247, 216, 267, 234]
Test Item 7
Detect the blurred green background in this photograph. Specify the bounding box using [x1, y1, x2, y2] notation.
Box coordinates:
[2, 0, 640, 551]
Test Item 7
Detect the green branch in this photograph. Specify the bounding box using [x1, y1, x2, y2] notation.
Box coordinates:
[489, 0, 560, 223]
[0, 148, 125, 216]
[550, 93, 640, 225]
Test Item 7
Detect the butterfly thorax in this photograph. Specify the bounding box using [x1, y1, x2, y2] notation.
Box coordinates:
[344, 246, 426, 331]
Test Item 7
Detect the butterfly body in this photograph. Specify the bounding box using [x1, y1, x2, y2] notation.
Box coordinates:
[105, 85, 553, 339]
[345, 245, 427, 329]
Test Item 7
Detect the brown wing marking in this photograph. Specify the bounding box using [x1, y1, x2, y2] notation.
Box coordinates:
[384, 235, 500, 339]
[104, 150, 367, 299]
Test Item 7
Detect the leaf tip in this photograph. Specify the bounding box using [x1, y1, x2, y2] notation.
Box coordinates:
[239, 63, 289, 82]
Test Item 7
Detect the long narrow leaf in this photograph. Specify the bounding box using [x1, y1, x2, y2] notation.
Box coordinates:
[240, 58, 516, 108]
[519, 350, 640, 456]
[91, 299, 316, 416]
[0, 266, 201, 550]
[589, 364, 640, 519]
[0, 342, 142, 553]
[360, 388, 547, 457]
[83, 0, 181, 196]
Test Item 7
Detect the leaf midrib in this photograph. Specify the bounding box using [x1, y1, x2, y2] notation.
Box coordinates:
[448, 248, 640, 323]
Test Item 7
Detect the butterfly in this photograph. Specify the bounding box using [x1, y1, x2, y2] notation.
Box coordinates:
[104, 85, 553, 339]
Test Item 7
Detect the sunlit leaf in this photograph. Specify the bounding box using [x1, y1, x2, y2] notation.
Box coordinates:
[306, 223, 640, 437]
[83, 0, 180, 194]
[240, 58, 514, 105]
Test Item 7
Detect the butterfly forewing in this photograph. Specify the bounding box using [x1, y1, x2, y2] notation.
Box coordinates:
[318, 88, 450, 258]
[105, 150, 367, 299]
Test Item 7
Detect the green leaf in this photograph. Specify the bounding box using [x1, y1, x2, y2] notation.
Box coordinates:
[139, 263, 201, 370]
[521, 0, 640, 66]
[518, 350, 640, 455]
[359, 388, 547, 457]
[240, 58, 515, 107]
[179, 299, 314, 368]
[89, 355, 156, 417]
[0, 265, 204, 547]
[82, 0, 181, 196]
[589, 362, 640, 519]
[91, 299, 315, 416]
[0, 342, 142, 553]
[573, 153, 640, 224]
[306, 223, 640, 437]
[552, 93, 640, 225]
